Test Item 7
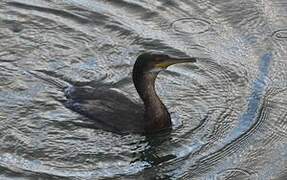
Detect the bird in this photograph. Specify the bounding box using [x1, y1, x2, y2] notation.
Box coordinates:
[31, 53, 197, 134]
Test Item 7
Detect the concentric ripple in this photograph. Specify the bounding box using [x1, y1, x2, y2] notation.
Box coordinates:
[272, 29, 287, 41]
[171, 18, 211, 34]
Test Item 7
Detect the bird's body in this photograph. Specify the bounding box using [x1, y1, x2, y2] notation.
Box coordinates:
[31, 53, 197, 134]
[64, 86, 145, 134]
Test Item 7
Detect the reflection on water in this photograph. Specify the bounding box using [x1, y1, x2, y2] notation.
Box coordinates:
[0, 0, 287, 179]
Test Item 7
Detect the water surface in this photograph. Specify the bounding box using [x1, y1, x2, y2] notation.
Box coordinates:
[0, 0, 287, 179]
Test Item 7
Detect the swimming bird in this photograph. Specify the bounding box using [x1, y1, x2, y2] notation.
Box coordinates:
[32, 53, 197, 134]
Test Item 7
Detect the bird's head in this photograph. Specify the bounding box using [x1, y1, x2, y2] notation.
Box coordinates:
[134, 53, 197, 74]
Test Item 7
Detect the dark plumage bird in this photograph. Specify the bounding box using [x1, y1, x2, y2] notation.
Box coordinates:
[32, 53, 197, 134]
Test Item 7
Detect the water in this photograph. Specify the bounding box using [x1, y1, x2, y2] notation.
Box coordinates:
[0, 0, 287, 179]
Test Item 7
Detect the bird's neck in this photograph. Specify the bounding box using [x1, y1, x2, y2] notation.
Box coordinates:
[133, 72, 171, 132]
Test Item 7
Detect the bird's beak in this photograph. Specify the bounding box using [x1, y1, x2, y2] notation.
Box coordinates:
[156, 57, 197, 69]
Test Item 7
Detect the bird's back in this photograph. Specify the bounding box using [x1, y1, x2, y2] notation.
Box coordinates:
[64, 86, 145, 134]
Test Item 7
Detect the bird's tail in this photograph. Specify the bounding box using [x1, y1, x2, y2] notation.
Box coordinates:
[28, 70, 71, 90]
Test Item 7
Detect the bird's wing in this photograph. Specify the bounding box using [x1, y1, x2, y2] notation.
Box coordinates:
[64, 86, 145, 133]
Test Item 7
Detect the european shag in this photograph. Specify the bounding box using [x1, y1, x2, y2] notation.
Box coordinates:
[32, 53, 197, 134]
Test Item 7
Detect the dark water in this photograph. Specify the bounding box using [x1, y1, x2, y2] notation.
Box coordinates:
[0, 0, 287, 179]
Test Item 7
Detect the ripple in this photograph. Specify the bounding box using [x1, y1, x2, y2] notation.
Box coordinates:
[0, 20, 24, 33]
[7, 2, 91, 24]
[263, 89, 287, 138]
[215, 168, 257, 179]
[171, 18, 211, 35]
[0, 70, 15, 86]
[272, 29, 287, 41]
